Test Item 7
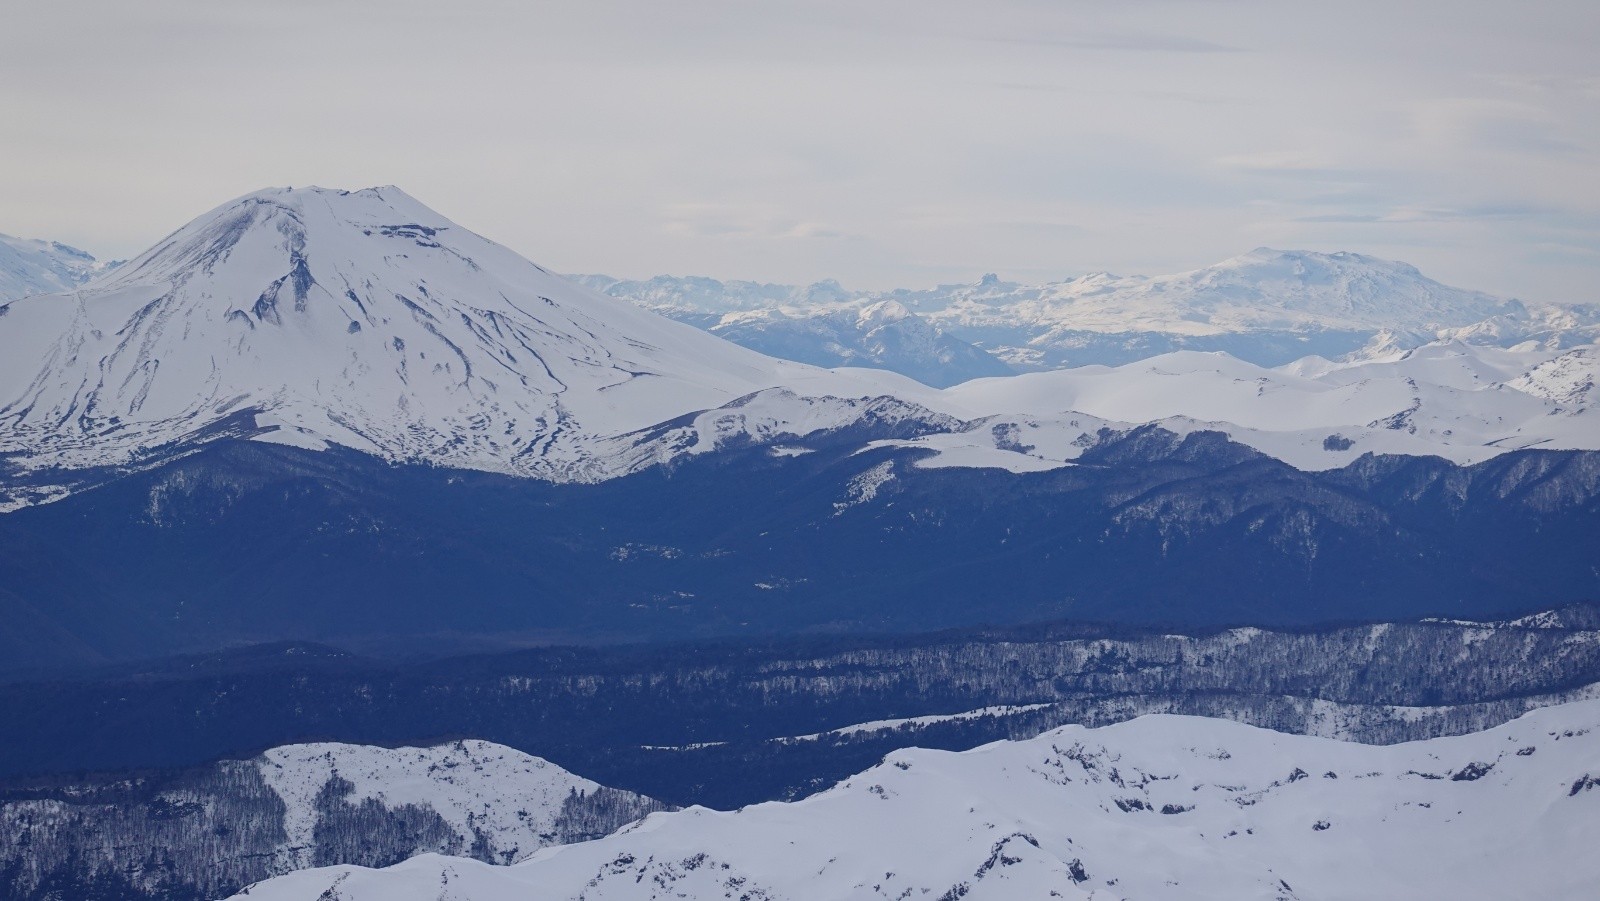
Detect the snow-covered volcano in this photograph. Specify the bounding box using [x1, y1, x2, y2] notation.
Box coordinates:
[0, 187, 909, 479]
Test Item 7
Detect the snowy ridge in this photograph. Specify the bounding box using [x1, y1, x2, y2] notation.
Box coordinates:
[570, 273, 853, 313]
[255, 740, 664, 870]
[1506, 347, 1598, 410]
[943, 343, 1599, 471]
[852, 342, 1599, 475]
[774, 703, 1059, 743]
[705, 298, 1012, 387]
[580, 277, 1014, 387]
[0, 232, 114, 302]
[232, 699, 1600, 900]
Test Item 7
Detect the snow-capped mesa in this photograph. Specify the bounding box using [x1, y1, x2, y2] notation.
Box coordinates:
[230, 700, 1600, 901]
[591, 250, 1600, 370]
[0, 186, 924, 482]
[0, 232, 115, 301]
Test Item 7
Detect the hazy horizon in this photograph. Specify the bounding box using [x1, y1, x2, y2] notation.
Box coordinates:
[4, 0, 1597, 303]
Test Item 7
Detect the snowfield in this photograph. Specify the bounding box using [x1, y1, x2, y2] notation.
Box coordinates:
[231, 699, 1600, 900]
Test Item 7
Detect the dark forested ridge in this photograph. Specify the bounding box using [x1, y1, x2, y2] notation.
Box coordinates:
[0, 742, 668, 901]
[3, 425, 1597, 899]
[4, 607, 1597, 900]
[5, 605, 1597, 799]
[1, 428, 1597, 673]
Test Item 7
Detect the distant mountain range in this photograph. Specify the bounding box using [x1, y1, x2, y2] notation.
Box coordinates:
[12, 225, 1593, 391]
[571, 274, 1011, 387]
[0, 232, 117, 301]
[580, 251, 1600, 384]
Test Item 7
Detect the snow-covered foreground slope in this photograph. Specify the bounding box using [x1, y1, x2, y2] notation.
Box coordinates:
[233, 701, 1600, 901]
[2, 188, 1597, 510]
[0, 232, 113, 301]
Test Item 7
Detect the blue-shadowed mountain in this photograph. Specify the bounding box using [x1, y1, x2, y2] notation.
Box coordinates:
[582, 250, 1600, 376]
[573, 274, 1012, 387]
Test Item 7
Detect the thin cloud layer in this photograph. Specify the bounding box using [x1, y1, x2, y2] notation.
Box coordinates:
[1, 0, 1596, 302]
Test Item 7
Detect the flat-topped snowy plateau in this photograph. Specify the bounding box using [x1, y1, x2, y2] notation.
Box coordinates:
[231, 699, 1600, 900]
[1, 186, 1597, 511]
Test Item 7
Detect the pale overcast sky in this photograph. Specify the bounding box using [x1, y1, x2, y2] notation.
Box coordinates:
[3, 0, 1597, 301]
